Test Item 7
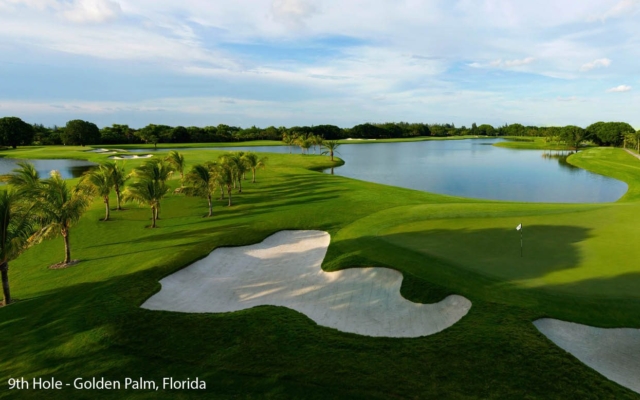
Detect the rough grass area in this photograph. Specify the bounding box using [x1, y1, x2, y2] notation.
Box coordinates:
[0, 145, 639, 399]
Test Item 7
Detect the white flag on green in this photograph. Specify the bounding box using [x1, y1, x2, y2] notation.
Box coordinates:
[516, 223, 522, 231]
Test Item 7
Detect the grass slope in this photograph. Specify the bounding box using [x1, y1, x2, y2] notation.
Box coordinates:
[0, 145, 639, 399]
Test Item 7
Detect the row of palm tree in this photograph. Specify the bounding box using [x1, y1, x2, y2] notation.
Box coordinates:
[0, 149, 268, 305]
[178, 151, 267, 213]
[283, 133, 324, 154]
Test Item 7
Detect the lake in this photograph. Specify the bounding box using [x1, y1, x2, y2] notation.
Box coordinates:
[128, 139, 628, 203]
[0, 158, 96, 179]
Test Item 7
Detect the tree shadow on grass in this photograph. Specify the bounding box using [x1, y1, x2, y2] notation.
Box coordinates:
[379, 225, 591, 282]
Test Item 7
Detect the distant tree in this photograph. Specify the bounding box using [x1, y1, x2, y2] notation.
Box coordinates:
[311, 125, 343, 140]
[167, 126, 190, 143]
[471, 123, 478, 135]
[0, 117, 35, 148]
[560, 125, 587, 150]
[586, 122, 634, 147]
[100, 124, 134, 144]
[136, 124, 171, 148]
[350, 123, 387, 139]
[62, 120, 100, 146]
[503, 123, 526, 137]
[477, 124, 495, 136]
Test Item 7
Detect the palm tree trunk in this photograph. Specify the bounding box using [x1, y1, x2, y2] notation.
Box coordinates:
[220, 186, 225, 200]
[207, 195, 212, 217]
[115, 188, 122, 210]
[0, 261, 10, 305]
[252, 168, 256, 183]
[103, 196, 110, 221]
[238, 177, 243, 193]
[227, 186, 232, 206]
[62, 229, 71, 264]
[331, 150, 334, 161]
[155, 205, 160, 220]
[151, 207, 157, 228]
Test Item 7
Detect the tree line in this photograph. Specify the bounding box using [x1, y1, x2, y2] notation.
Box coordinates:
[0, 150, 267, 306]
[0, 116, 637, 149]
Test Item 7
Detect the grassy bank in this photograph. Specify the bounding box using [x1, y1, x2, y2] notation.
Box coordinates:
[0, 145, 639, 399]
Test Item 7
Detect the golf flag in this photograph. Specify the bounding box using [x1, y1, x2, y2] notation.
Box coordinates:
[516, 223, 522, 231]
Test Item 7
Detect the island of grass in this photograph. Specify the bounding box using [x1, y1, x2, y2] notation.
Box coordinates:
[1, 142, 640, 399]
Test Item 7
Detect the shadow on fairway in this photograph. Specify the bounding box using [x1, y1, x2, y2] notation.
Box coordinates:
[379, 225, 590, 282]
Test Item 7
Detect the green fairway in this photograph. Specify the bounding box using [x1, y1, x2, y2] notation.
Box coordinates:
[1, 144, 640, 398]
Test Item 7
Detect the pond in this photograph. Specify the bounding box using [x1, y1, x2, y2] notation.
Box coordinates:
[0, 158, 96, 179]
[127, 139, 628, 203]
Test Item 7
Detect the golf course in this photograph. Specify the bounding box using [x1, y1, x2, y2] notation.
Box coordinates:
[1, 141, 640, 399]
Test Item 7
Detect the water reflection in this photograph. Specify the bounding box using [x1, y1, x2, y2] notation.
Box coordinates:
[123, 139, 628, 203]
[0, 158, 96, 179]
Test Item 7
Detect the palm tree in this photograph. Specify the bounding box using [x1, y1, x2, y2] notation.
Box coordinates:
[123, 179, 170, 228]
[103, 161, 128, 210]
[30, 171, 93, 266]
[220, 152, 247, 193]
[0, 161, 40, 196]
[241, 152, 267, 183]
[322, 140, 341, 161]
[282, 133, 295, 154]
[81, 165, 113, 221]
[0, 190, 36, 305]
[165, 150, 186, 182]
[176, 162, 219, 217]
[217, 157, 237, 206]
[133, 159, 174, 220]
[296, 136, 312, 154]
[312, 135, 324, 154]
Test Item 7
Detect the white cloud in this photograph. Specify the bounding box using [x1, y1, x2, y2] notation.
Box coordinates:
[478, 57, 536, 69]
[591, 0, 640, 21]
[270, 0, 317, 28]
[607, 85, 631, 92]
[504, 57, 535, 67]
[580, 58, 611, 71]
[60, 0, 122, 23]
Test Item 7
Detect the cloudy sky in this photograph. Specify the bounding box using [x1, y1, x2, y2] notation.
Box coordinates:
[0, 0, 638, 128]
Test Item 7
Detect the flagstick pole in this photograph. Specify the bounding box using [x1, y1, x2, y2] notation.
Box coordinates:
[520, 225, 523, 257]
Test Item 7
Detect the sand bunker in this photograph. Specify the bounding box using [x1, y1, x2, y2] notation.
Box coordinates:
[142, 230, 471, 337]
[534, 318, 640, 394]
[109, 154, 153, 160]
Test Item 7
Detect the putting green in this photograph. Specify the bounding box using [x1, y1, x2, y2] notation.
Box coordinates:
[375, 204, 640, 296]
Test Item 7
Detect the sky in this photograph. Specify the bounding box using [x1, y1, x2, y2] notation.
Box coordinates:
[0, 0, 638, 129]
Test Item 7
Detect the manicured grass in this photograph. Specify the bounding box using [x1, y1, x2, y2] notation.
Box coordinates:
[0, 145, 639, 398]
[494, 136, 599, 151]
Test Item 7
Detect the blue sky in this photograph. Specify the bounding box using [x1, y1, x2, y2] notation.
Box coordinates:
[0, 0, 638, 129]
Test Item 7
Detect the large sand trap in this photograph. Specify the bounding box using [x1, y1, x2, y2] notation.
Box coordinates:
[142, 230, 472, 337]
[534, 318, 640, 394]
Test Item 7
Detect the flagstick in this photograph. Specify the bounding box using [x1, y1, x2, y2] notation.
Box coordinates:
[520, 225, 523, 257]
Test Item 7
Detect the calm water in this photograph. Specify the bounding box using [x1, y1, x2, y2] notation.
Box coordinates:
[0, 158, 96, 179]
[128, 139, 628, 203]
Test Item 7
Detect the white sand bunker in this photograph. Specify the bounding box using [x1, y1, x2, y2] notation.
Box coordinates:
[109, 154, 153, 160]
[535, 318, 640, 394]
[142, 230, 472, 337]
